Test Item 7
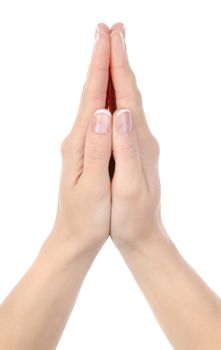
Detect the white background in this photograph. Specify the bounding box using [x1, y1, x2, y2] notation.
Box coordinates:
[0, 0, 221, 348]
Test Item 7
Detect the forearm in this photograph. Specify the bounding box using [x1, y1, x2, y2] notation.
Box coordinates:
[121, 229, 221, 350]
[0, 230, 97, 350]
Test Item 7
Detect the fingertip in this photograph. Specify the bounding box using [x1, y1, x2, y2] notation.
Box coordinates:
[93, 27, 110, 66]
[94, 23, 110, 48]
[110, 30, 127, 69]
[96, 23, 110, 34]
[111, 22, 125, 37]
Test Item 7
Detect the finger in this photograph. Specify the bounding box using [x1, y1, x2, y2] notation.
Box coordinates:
[110, 24, 149, 146]
[110, 23, 159, 181]
[110, 23, 151, 143]
[73, 23, 110, 136]
[83, 109, 112, 181]
[60, 24, 110, 184]
[112, 108, 144, 193]
[110, 23, 145, 120]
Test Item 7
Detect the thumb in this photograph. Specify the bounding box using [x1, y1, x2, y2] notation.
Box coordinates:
[113, 108, 142, 186]
[83, 109, 112, 179]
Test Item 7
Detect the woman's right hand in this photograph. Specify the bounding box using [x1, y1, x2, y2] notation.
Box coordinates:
[44, 23, 112, 259]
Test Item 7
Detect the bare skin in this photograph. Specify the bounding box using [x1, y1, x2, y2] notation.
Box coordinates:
[0, 22, 221, 350]
[0, 23, 111, 350]
[110, 23, 221, 350]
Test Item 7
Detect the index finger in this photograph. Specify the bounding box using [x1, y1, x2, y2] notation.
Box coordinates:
[73, 23, 110, 135]
[60, 24, 110, 182]
[110, 23, 150, 136]
[110, 23, 160, 177]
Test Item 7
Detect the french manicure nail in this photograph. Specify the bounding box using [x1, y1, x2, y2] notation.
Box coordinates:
[93, 24, 100, 52]
[122, 24, 126, 38]
[111, 30, 126, 52]
[116, 109, 133, 134]
[92, 109, 111, 134]
[95, 24, 99, 40]
[119, 31, 126, 51]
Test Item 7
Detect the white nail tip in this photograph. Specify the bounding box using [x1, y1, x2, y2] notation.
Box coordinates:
[116, 109, 130, 117]
[111, 30, 126, 50]
[94, 109, 112, 117]
[120, 32, 126, 50]
[93, 25, 100, 53]
[95, 24, 100, 41]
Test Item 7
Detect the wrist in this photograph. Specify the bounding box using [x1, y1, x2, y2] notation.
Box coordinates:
[118, 224, 176, 263]
[117, 227, 181, 291]
[38, 226, 100, 272]
[49, 214, 106, 257]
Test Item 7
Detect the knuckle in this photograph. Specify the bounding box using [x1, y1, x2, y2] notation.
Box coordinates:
[83, 89, 107, 104]
[86, 140, 107, 160]
[125, 186, 141, 200]
[139, 130, 160, 164]
[90, 61, 109, 73]
[115, 87, 142, 105]
[112, 63, 125, 72]
[117, 142, 137, 159]
[60, 133, 81, 158]
[114, 65, 142, 104]
[136, 87, 143, 103]
[151, 137, 160, 158]
[60, 135, 72, 157]
[91, 183, 109, 199]
[117, 180, 143, 200]
[111, 58, 128, 71]
[81, 176, 110, 200]
[114, 170, 145, 200]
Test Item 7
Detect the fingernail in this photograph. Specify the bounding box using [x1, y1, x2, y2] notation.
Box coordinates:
[120, 31, 126, 51]
[116, 109, 133, 134]
[111, 30, 126, 51]
[93, 24, 100, 52]
[92, 109, 111, 134]
[122, 24, 126, 39]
